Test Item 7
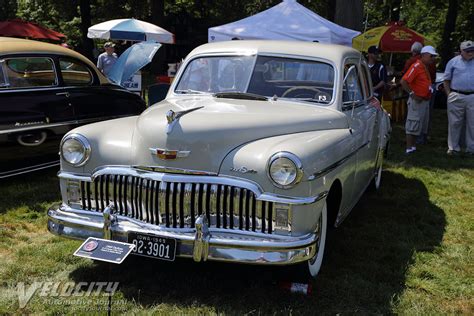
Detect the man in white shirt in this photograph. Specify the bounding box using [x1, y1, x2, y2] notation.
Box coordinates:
[96, 42, 118, 78]
[443, 40, 474, 156]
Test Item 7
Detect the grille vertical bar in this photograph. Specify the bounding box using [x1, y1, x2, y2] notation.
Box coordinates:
[203, 184, 210, 224]
[190, 183, 196, 227]
[86, 182, 92, 210]
[117, 175, 123, 215]
[178, 183, 185, 228]
[210, 184, 217, 227]
[251, 195, 256, 231]
[153, 181, 160, 224]
[164, 182, 171, 227]
[244, 189, 250, 231]
[267, 202, 273, 233]
[183, 183, 192, 228]
[216, 185, 223, 228]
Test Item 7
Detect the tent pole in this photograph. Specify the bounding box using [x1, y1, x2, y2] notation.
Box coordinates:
[389, 53, 393, 66]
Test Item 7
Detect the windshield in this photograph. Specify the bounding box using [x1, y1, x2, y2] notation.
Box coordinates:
[175, 55, 335, 104]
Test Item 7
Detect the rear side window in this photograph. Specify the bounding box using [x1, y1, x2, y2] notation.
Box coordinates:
[4, 57, 57, 88]
[59, 58, 93, 86]
[0, 60, 6, 87]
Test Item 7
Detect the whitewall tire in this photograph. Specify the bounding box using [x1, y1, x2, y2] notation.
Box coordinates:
[373, 151, 383, 191]
[307, 202, 327, 278]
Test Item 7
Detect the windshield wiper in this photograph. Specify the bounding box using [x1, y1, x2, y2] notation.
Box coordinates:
[213, 92, 268, 101]
[300, 98, 331, 104]
[175, 89, 208, 95]
[280, 97, 331, 104]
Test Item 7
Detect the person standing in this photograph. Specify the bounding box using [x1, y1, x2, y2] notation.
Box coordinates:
[96, 42, 118, 79]
[400, 46, 438, 154]
[443, 40, 474, 156]
[367, 46, 387, 100]
[402, 42, 437, 144]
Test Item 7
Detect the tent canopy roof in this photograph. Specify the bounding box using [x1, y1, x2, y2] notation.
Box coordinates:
[208, 0, 360, 46]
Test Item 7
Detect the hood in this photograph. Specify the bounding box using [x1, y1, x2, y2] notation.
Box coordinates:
[131, 97, 348, 173]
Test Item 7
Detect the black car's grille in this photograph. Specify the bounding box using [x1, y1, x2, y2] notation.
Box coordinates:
[80, 174, 274, 234]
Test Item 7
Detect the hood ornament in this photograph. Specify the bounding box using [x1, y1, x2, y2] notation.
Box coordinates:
[166, 106, 204, 134]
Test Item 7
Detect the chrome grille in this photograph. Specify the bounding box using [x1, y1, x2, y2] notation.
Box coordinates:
[80, 174, 274, 234]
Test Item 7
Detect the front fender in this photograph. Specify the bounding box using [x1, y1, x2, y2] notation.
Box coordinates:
[59, 116, 139, 174]
[219, 128, 354, 197]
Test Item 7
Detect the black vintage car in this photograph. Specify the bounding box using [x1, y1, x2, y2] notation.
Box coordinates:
[0, 37, 146, 178]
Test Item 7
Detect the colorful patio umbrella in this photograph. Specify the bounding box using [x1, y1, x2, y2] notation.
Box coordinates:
[0, 19, 66, 42]
[87, 18, 174, 43]
[352, 21, 433, 53]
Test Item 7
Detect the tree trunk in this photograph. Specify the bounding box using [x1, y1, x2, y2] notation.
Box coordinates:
[334, 0, 364, 32]
[391, 0, 402, 21]
[327, 0, 336, 22]
[79, 0, 94, 60]
[439, 0, 458, 69]
[150, 0, 165, 27]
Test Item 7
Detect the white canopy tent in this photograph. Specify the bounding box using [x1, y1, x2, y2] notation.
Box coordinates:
[208, 0, 360, 46]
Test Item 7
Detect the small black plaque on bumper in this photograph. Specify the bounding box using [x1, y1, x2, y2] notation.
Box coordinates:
[74, 237, 135, 264]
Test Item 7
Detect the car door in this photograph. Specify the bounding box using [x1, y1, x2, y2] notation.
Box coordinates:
[0, 55, 75, 177]
[57, 57, 145, 123]
[342, 60, 377, 201]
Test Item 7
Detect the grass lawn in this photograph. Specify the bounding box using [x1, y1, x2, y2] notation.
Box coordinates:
[0, 109, 473, 314]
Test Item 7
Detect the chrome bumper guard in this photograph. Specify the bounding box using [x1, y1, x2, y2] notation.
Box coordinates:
[48, 203, 318, 265]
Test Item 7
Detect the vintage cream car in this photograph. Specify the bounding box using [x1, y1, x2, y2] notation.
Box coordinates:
[48, 41, 390, 277]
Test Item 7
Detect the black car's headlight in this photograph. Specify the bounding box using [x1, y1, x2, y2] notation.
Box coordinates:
[60, 133, 91, 167]
[267, 152, 303, 189]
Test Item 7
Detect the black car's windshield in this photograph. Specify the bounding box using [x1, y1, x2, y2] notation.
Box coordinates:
[175, 55, 335, 104]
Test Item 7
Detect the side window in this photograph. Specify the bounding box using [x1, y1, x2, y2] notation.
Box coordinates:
[0, 60, 6, 87]
[4, 57, 57, 88]
[359, 64, 371, 99]
[343, 63, 363, 103]
[59, 58, 93, 86]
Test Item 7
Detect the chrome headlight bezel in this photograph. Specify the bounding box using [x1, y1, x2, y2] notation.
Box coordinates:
[266, 152, 303, 189]
[60, 133, 91, 167]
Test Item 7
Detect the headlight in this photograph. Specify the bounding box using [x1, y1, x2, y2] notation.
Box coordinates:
[267, 152, 303, 189]
[60, 133, 91, 166]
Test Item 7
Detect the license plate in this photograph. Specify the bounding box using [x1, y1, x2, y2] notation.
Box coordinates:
[127, 232, 176, 261]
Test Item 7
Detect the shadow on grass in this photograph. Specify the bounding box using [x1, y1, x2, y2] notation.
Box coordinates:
[388, 109, 474, 171]
[0, 168, 60, 214]
[69, 170, 445, 314]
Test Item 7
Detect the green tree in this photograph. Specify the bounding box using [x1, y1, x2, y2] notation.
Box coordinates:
[0, 0, 18, 20]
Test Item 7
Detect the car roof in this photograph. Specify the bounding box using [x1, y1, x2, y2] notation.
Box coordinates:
[0, 37, 108, 84]
[187, 40, 361, 62]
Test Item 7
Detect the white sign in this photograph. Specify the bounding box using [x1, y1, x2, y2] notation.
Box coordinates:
[122, 72, 142, 92]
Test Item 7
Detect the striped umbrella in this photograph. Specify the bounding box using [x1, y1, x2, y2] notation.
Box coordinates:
[87, 18, 174, 43]
[352, 21, 432, 53]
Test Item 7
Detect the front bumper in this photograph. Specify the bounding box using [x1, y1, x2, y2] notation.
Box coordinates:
[48, 203, 318, 265]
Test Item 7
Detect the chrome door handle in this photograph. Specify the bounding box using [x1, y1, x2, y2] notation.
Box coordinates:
[56, 92, 70, 97]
